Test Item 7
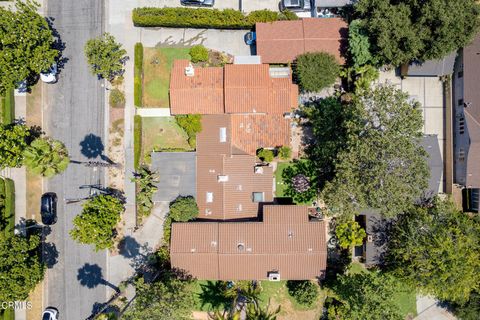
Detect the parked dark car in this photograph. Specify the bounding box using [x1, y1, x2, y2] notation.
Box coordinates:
[180, 0, 215, 7]
[244, 32, 256, 45]
[281, 0, 311, 11]
[41, 193, 57, 225]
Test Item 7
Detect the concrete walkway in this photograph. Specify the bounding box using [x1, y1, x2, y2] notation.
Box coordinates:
[415, 296, 457, 320]
[136, 108, 171, 117]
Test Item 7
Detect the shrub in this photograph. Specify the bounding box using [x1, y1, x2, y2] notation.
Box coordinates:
[134, 115, 142, 170]
[286, 280, 319, 306]
[132, 166, 158, 217]
[109, 89, 125, 108]
[134, 42, 143, 107]
[169, 196, 199, 222]
[175, 114, 202, 149]
[278, 9, 299, 21]
[189, 45, 209, 63]
[132, 7, 287, 29]
[278, 146, 292, 160]
[257, 148, 274, 162]
[295, 52, 340, 92]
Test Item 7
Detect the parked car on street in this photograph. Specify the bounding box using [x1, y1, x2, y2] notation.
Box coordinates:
[41, 193, 57, 225]
[281, 0, 311, 11]
[180, 0, 215, 7]
[42, 307, 58, 320]
[40, 63, 58, 83]
[244, 32, 256, 45]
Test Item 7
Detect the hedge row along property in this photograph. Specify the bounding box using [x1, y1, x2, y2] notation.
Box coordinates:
[132, 7, 297, 29]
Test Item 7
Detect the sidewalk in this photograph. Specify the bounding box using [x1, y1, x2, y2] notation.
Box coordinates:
[136, 108, 171, 117]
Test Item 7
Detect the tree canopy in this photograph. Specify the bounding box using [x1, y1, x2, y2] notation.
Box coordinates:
[295, 52, 340, 92]
[0, 124, 31, 169]
[0, 0, 58, 94]
[84, 32, 127, 81]
[169, 196, 199, 222]
[327, 271, 403, 320]
[286, 280, 319, 306]
[348, 20, 376, 67]
[355, 0, 480, 66]
[321, 85, 429, 217]
[123, 277, 194, 320]
[23, 137, 70, 177]
[70, 195, 124, 251]
[0, 234, 45, 301]
[387, 198, 480, 303]
[335, 220, 366, 249]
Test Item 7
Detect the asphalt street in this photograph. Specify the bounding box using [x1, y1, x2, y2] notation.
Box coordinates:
[44, 0, 107, 319]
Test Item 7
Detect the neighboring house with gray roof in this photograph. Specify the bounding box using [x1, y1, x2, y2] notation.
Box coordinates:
[401, 52, 457, 77]
[453, 34, 480, 212]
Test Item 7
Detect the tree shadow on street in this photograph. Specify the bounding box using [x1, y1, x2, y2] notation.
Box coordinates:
[77, 263, 119, 292]
[80, 134, 105, 159]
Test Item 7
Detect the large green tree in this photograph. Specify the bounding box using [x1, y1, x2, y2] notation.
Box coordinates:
[70, 194, 123, 251]
[123, 277, 194, 320]
[23, 137, 70, 177]
[387, 198, 480, 303]
[327, 271, 403, 320]
[355, 0, 480, 66]
[295, 52, 340, 92]
[335, 220, 366, 249]
[321, 85, 429, 217]
[0, 124, 31, 169]
[0, 0, 58, 94]
[84, 32, 127, 82]
[0, 233, 45, 301]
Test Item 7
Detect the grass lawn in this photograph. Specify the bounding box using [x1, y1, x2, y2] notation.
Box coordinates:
[394, 282, 417, 318]
[143, 47, 190, 108]
[0, 308, 14, 320]
[274, 162, 295, 197]
[0, 178, 15, 237]
[0, 88, 15, 124]
[141, 117, 191, 164]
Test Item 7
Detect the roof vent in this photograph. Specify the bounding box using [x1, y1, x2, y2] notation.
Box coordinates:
[185, 63, 194, 77]
[268, 272, 280, 281]
[205, 208, 212, 215]
[367, 235, 373, 242]
[218, 175, 229, 182]
[254, 166, 264, 174]
[237, 243, 245, 251]
[246, 247, 252, 252]
[307, 248, 313, 252]
[211, 241, 217, 247]
[288, 231, 294, 239]
[190, 248, 196, 253]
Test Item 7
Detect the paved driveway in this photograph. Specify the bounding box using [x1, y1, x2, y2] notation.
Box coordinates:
[137, 0, 281, 12]
[151, 152, 196, 202]
[140, 27, 253, 56]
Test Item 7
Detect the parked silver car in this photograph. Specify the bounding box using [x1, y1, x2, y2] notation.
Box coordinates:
[282, 0, 312, 11]
[180, 0, 215, 7]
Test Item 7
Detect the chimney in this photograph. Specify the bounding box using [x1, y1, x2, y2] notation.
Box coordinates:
[185, 63, 194, 77]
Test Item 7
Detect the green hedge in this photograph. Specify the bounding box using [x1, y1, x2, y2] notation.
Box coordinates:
[134, 115, 142, 170]
[132, 7, 293, 29]
[4, 178, 15, 237]
[134, 42, 143, 107]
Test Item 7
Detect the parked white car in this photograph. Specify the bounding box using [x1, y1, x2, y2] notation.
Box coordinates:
[40, 63, 58, 83]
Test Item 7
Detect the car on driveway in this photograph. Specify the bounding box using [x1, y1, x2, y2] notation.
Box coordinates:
[281, 0, 311, 11]
[42, 307, 58, 320]
[41, 193, 57, 225]
[244, 32, 256, 45]
[40, 63, 58, 84]
[180, 0, 214, 7]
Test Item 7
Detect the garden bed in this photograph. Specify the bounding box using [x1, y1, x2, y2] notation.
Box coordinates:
[142, 47, 190, 108]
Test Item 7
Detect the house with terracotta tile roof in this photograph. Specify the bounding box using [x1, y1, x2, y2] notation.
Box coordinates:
[171, 205, 327, 280]
[196, 115, 275, 220]
[169, 60, 299, 115]
[255, 18, 348, 64]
